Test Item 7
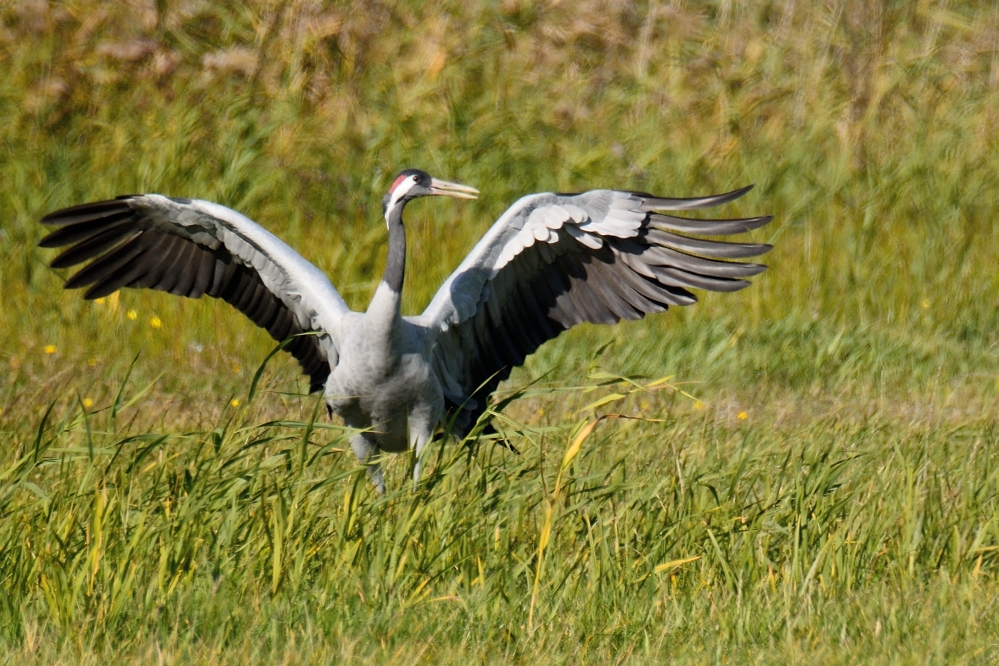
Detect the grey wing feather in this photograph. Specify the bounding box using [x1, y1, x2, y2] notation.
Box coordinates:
[418, 186, 771, 434]
[39, 195, 352, 392]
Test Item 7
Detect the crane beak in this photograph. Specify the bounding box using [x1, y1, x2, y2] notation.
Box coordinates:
[430, 178, 479, 200]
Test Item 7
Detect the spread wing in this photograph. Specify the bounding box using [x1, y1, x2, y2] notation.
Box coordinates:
[417, 185, 772, 433]
[39, 194, 353, 392]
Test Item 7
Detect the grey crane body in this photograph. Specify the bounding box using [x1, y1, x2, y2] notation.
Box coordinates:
[326, 288, 444, 492]
[39, 168, 772, 492]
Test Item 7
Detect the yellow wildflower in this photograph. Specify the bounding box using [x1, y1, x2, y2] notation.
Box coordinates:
[737, 411, 748, 420]
[150, 316, 162, 329]
[230, 398, 241, 407]
[82, 398, 93, 409]
[126, 309, 137, 320]
[43, 345, 56, 354]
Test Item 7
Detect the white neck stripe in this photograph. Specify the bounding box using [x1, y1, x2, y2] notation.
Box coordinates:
[385, 177, 417, 227]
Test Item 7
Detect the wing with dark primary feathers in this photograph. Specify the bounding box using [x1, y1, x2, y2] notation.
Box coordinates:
[39, 195, 352, 392]
[417, 185, 772, 435]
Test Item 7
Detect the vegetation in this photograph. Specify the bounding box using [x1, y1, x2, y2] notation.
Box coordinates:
[2, 0, 999, 662]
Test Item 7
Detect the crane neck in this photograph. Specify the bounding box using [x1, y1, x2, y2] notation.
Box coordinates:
[359, 202, 407, 357]
[382, 201, 407, 295]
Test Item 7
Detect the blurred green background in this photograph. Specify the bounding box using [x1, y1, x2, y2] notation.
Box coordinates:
[2, 1, 999, 663]
[4, 0, 997, 412]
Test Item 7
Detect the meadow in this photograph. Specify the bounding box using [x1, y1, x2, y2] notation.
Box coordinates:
[2, 0, 999, 662]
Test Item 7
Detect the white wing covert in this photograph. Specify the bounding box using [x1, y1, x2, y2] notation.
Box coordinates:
[39, 194, 352, 392]
[419, 186, 772, 434]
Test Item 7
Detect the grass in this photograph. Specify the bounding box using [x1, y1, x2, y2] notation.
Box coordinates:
[2, 0, 999, 662]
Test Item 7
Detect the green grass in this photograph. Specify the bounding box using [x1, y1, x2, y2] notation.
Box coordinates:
[2, 0, 999, 662]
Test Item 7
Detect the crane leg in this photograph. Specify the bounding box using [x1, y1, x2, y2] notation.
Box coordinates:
[411, 431, 432, 491]
[350, 433, 385, 494]
[409, 409, 437, 491]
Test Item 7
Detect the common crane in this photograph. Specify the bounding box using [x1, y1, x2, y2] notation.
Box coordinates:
[39, 169, 771, 491]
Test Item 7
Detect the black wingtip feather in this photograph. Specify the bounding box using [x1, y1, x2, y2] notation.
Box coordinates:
[48, 224, 137, 269]
[61, 233, 145, 290]
[38, 211, 135, 250]
[639, 184, 755, 211]
[40, 199, 133, 226]
[650, 214, 772, 236]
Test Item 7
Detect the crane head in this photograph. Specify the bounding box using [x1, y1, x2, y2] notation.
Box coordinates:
[383, 169, 478, 224]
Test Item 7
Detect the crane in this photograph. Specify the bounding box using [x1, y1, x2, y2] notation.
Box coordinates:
[39, 169, 772, 492]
